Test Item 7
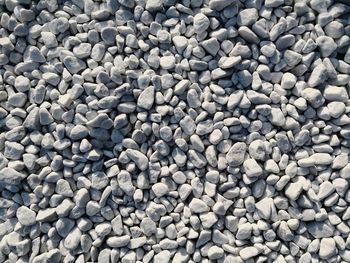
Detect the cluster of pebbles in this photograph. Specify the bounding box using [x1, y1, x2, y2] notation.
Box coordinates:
[0, 0, 350, 262]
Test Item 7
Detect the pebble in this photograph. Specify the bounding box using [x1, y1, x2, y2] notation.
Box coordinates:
[137, 86, 155, 110]
[189, 198, 210, 213]
[152, 182, 169, 197]
[106, 235, 130, 248]
[193, 13, 210, 34]
[301, 88, 325, 108]
[319, 238, 336, 259]
[243, 159, 263, 177]
[226, 142, 246, 166]
[239, 247, 260, 260]
[208, 246, 224, 259]
[16, 206, 36, 226]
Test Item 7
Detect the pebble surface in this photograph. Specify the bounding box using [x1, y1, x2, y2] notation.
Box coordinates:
[0, 0, 350, 262]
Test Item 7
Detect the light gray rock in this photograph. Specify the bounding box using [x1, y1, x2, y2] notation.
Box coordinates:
[243, 159, 263, 177]
[137, 86, 155, 110]
[16, 206, 36, 226]
[193, 13, 210, 34]
[106, 235, 130, 248]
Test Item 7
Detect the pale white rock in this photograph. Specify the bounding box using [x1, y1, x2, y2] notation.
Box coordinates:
[243, 159, 263, 177]
[239, 246, 260, 260]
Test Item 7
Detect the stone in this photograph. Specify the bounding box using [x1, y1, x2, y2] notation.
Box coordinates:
[0, 167, 26, 185]
[193, 13, 210, 34]
[189, 198, 210, 213]
[239, 247, 260, 260]
[16, 206, 36, 226]
[319, 238, 336, 259]
[137, 86, 155, 110]
[243, 159, 263, 177]
[226, 142, 246, 167]
[106, 235, 130, 248]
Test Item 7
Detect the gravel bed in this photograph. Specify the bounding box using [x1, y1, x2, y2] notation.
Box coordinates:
[0, 0, 350, 262]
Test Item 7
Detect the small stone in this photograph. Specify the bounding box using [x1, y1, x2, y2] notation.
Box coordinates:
[202, 38, 220, 56]
[0, 167, 26, 185]
[145, 0, 164, 11]
[125, 149, 148, 171]
[180, 116, 196, 135]
[236, 223, 252, 240]
[69, 125, 89, 140]
[95, 222, 112, 236]
[284, 50, 302, 67]
[226, 142, 246, 167]
[316, 36, 337, 57]
[308, 63, 328, 88]
[106, 235, 130, 248]
[248, 140, 266, 161]
[301, 88, 325, 108]
[137, 86, 155, 110]
[218, 56, 241, 69]
[209, 0, 235, 11]
[193, 13, 210, 34]
[318, 181, 335, 200]
[208, 246, 224, 259]
[160, 55, 176, 69]
[117, 170, 135, 196]
[323, 85, 348, 102]
[73, 43, 91, 58]
[319, 238, 336, 259]
[237, 8, 258, 26]
[16, 206, 36, 226]
[239, 247, 260, 260]
[154, 251, 171, 263]
[243, 159, 263, 177]
[189, 198, 210, 213]
[152, 182, 169, 197]
[91, 172, 109, 190]
[8, 92, 27, 107]
[140, 217, 157, 236]
[55, 179, 74, 197]
[101, 27, 117, 45]
[63, 56, 86, 74]
[285, 181, 303, 200]
[64, 227, 82, 250]
[4, 141, 24, 160]
[111, 215, 124, 235]
[56, 218, 75, 237]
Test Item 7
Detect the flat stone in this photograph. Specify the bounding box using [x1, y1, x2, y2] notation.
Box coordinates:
[106, 235, 130, 248]
[226, 142, 246, 167]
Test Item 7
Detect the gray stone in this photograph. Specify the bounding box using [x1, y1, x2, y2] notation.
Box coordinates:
[243, 159, 263, 177]
[16, 206, 36, 226]
[189, 198, 210, 213]
[0, 167, 26, 185]
[125, 149, 148, 171]
[193, 13, 210, 34]
[226, 142, 246, 167]
[117, 170, 134, 196]
[316, 36, 337, 57]
[137, 86, 155, 110]
[237, 8, 258, 26]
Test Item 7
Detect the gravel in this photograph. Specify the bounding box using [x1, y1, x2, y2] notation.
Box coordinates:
[0, 0, 350, 262]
